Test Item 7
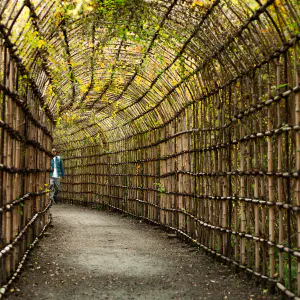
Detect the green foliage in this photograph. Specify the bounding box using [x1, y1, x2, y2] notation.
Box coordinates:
[154, 182, 165, 193]
[96, 203, 104, 210]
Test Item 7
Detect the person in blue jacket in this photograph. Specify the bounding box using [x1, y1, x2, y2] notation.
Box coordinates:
[50, 148, 65, 204]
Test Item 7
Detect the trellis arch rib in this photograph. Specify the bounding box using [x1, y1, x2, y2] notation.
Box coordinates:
[1, 0, 300, 298]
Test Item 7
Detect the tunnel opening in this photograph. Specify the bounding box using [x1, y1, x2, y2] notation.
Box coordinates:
[0, 0, 300, 298]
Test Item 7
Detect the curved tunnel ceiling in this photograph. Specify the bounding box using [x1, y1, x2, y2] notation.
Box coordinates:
[0, 0, 299, 146]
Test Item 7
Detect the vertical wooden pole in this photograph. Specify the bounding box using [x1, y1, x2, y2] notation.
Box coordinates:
[240, 80, 246, 266]
[268, 63, 275, 280]
[276, 62, 284, 282]
[294, 44, 300, 297]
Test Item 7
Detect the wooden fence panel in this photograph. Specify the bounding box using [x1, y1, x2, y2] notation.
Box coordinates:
[0, 34, 53, 292]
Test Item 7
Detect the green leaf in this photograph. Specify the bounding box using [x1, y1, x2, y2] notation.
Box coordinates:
[275, 83, 288, 89]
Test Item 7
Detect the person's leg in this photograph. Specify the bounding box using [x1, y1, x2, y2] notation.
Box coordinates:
[50, 177, 54, 202]
[53, 178, 61, 203]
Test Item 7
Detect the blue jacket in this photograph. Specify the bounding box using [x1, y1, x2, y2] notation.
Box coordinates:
[50, 155, 65, 178]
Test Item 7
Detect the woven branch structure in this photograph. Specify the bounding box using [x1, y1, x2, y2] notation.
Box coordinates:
[0, 0, 300, 298]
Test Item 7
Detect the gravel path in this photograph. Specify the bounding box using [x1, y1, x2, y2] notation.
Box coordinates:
[6, 204, 275, 300]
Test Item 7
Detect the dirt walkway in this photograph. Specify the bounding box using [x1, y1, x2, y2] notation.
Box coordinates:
[6, 204, 274, 300]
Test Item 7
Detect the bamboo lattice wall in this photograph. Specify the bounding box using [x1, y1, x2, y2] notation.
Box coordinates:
[0, 25, 52, 296]
[1, 0, 300, 299]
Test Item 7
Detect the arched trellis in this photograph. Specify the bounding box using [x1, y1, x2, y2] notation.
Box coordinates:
[0, 0, 300, 298]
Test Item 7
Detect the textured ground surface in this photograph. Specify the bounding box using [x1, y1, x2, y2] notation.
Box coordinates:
[6, 204, 276, 299]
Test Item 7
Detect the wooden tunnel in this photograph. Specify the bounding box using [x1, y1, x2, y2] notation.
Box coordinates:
[0, 0, 300, 298]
